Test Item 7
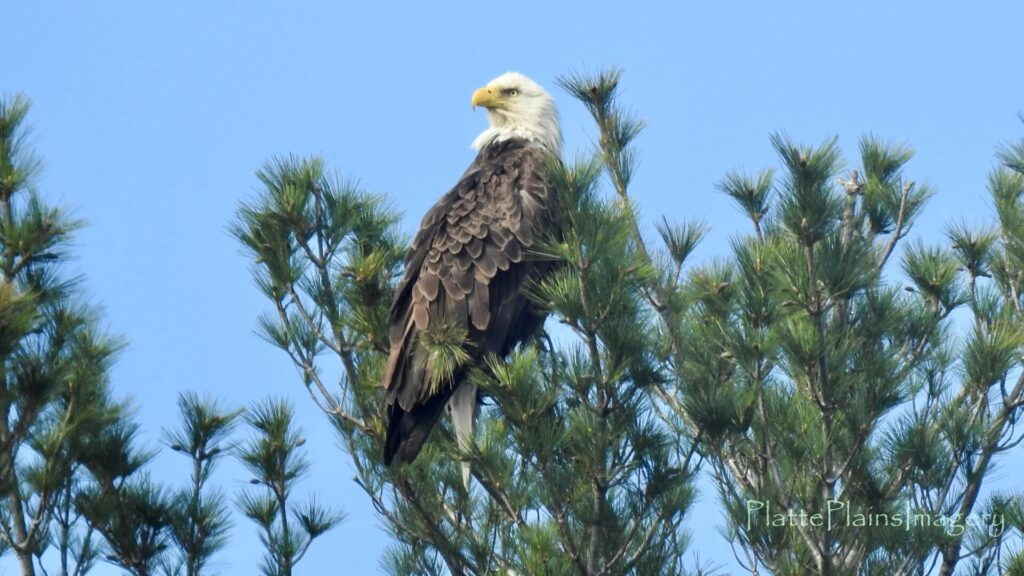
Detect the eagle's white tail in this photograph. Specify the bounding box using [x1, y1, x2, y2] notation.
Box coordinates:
[449, 382, 477, 490]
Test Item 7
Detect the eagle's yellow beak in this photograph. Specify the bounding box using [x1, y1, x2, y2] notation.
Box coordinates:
[471, 86, 503, 110]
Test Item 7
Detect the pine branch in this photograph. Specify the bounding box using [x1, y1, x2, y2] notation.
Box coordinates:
[235, 398, 343, 576]
[557, 69, 686, 344]
[878, 181, 914, 271]
[937, 372, 1024, 576]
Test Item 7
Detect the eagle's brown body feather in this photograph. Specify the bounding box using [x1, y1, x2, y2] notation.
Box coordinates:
[383, 138, 557, 464]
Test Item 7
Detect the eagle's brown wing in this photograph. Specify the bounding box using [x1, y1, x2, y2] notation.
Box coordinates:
[383, 139, 557, 464]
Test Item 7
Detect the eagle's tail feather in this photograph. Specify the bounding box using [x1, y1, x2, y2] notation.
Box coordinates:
[383, 391, 449, 465]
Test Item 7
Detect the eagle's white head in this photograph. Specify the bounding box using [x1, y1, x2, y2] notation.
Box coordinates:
[470, 72, 561, 154]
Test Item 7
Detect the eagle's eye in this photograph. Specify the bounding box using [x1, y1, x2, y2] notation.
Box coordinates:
[502, 88, 520, 97]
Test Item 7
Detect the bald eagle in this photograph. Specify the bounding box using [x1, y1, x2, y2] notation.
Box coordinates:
[382, 72, 562, 479]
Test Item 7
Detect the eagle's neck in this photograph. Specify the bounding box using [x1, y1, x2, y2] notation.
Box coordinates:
[472, 110, 561, 155]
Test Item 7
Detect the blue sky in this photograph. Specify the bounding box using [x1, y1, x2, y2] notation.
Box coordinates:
[4, 2, 1024, 574]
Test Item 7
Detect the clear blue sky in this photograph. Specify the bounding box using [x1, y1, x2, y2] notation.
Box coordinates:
[4, 2, 1024, 574]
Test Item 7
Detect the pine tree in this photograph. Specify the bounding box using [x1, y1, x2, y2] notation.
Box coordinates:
[0, 94, 126, 576]
[163, 393, 240, 576]
[232, 70, 708, 575]
[76, 392, 246, 576]
[74, 414, 171, 576]
[232, 70, 1024, 574]
[3, 94, 349, 576]
[673, 132, 1024, 575]
[235, 398, 343, 576]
